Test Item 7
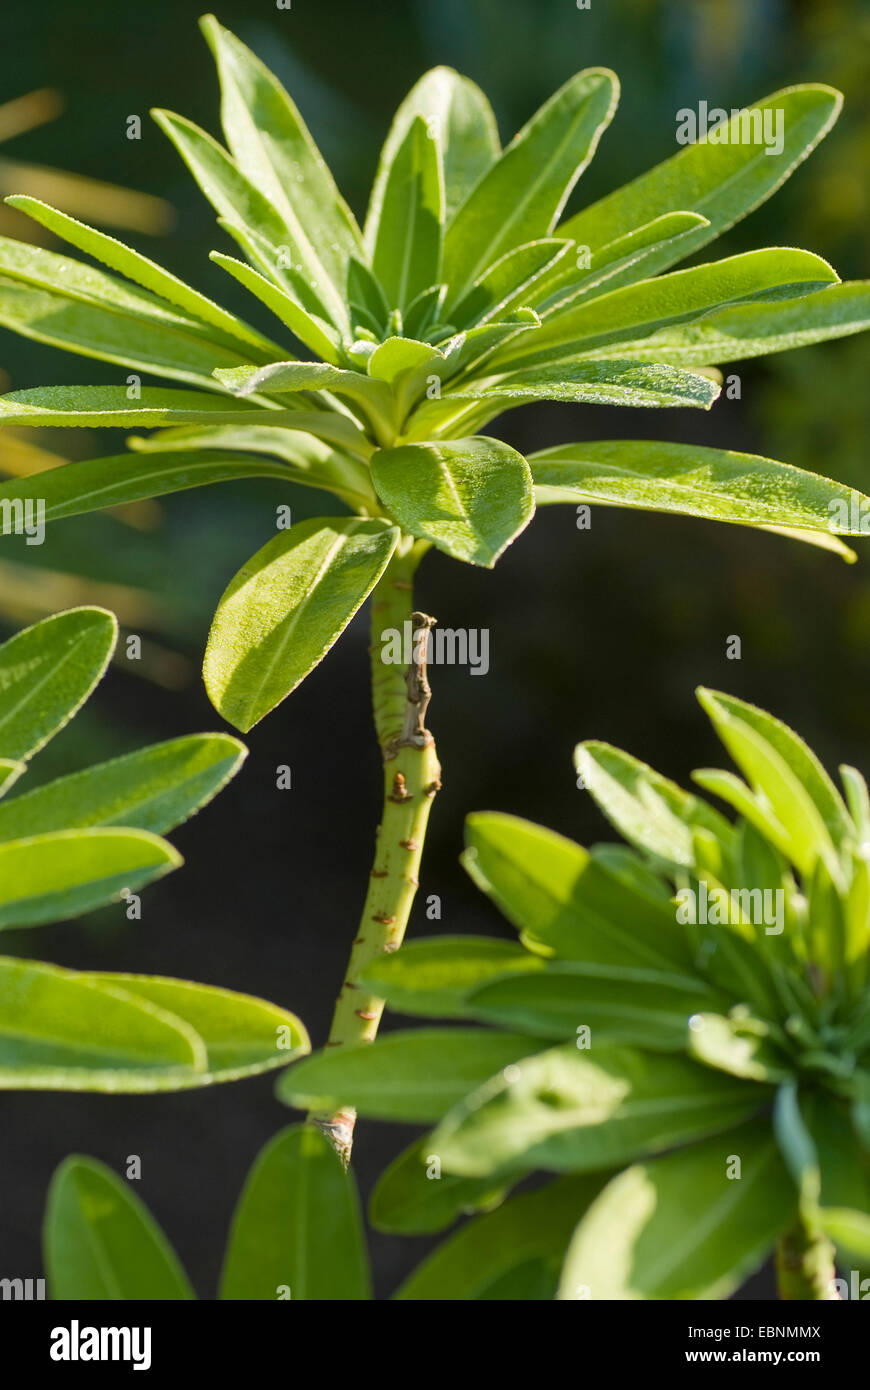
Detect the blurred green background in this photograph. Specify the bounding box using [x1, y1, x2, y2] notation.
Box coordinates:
[1, 0, 869, 1298]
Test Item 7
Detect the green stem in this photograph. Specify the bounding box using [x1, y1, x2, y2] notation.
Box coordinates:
[775, 1222, 838, 1300]
[311, 538, 440, 1163]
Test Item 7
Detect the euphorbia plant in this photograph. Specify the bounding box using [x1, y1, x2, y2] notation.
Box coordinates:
[0, 605, 309, 1091]
[284, 691, 870, 1301]
[2, 16, 870, 1162]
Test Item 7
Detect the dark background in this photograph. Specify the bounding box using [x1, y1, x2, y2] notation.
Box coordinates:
[1, 0, 869, 1298]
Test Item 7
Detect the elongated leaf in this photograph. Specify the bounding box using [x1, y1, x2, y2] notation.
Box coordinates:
[467, 967, 722, 1050]
[0, 826, 180, 929]
[0, 957, 204, 1088]
[7, 195, 278, 357]
[699, 689, 853, 846]
[128, 423, 377, 502]
[535, 212, 709, 313]
[0, 957, 307, 1092]
[366, 66, 500, 237]
[463, 812, 698, 975]
[451, 239, 572, 327]
[277, 1029, 534, 1123]
[0, 607, 115, 761]
[204, 517, 399, 731]
[220, 1125, 369, 1299]
[613, 280, 870, 367]
[214, 361, 394, 420]
[78, 972, 309, 1083]
[0, 384, 287, 428]
[0, 451, 295, 529]
[533, 439, 870, 541]
[370, 436, 534, 567]
[574, 739, 734, 870]
[0, 733, 245, 841]
[370, 1138, 510, 1235]
[442, 69, 619, 307]
[201, 16, 363, 324]
[209, 252, 342, 363]
[559, 85, 843, 275]
[454, 359, 720, 410]
[45, 1156, 194, 1300]
[495, 248, 839, 369]
[396, 1175, 606, 1300]
[0, 237, 256, 387]
[372, 116, 443, 312]
[697, 690, 836, 875]
[359, 935, 540, 1019]
[152, 107, 315, 283]
[431, 1043, 764, 1177]
[558, 1125, 793, 1300]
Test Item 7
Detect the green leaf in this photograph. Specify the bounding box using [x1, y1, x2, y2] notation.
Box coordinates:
[45, 1156, 194, 1300]
[454, 359, 721, 410]
[467, 966, 722, 1049]
[450, 239, 572, 327]
[574, 742, 733, 870]
[371, 116, 443, 312]
[0, 827, 180, 929]
[535, 212, 709, 313]
[209, 252, 343, 363]
[0, 607, 115, 761]
[396, 1175, 606, 1300]
[496, 248, 839, 369]
[152, 107, 322, 292]
[463, 812, 697, 975]
[0, 451, 296, 529]
[79, 972, 309, 1083]
[533, 439, 870, 542]
[0, 236, 256, 388]
[442, 69, 619, 307]
[204, 517, 399, 731]
[0, 384, 289, 428]
[0, 957, 308, 1092]
[0, 733, 245, 841]
[432, 1044, 764, 1178]
[697, 689, 837, 875]
[359, 935, 540, 1018]
[370, 1138, 510, 1235]
[6, 195, 278, 358]
[558, 1124, 793, 1300]
[200, 16, 363, 325]
[0, 956, 204, 1087]
[128, 423, 377, 501]
[697, 690, 853, 846]
[214, 360, 394, 420]
[366, 66, 500, 236]
[618, 280, 870, 367]
[688, 1012, 792, 1083]
[559, 85, 843, 276]
[220, 1125, 369, 1299]
[370, 436, 534, 567]
[277, 1029, 534, 1123]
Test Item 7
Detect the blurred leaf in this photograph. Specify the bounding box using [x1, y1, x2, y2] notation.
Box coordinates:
[370, 1137, 511, 1235]
[220, 1124, 369, 1300]
[558, 1124, 793, 1299]
[431, 1043, 764, 1177]
[278, 1029, 534, 1123]
[45, 1156, 194, 1299]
